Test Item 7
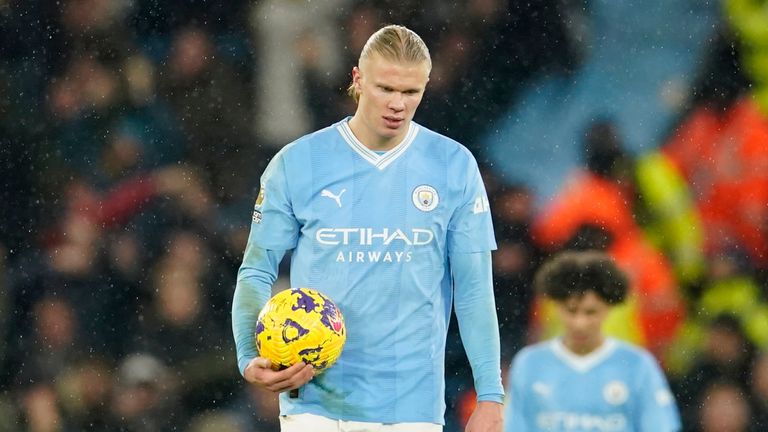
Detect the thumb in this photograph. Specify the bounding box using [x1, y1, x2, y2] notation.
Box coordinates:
[253, 356, 273, 369]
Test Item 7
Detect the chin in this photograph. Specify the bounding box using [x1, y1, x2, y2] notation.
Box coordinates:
[379, 127, 401, 137]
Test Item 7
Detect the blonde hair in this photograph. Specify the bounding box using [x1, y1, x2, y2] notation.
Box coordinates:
[347, 24, 431, 103]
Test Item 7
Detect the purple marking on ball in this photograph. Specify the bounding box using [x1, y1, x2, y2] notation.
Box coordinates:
[292, 288, 318, 313]
[255, 321, 265, 336]
[299, 345, 327, 369]
[319, 301, 341, 332]
[282, 318, 309, 343]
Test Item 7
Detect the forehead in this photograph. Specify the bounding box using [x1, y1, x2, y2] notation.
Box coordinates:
[562, 291, 608, 309]
[361, 53, 430, 85]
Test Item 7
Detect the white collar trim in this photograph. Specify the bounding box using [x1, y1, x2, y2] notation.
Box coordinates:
[551, 338, 616, 373]
[336, 120, 418, 170]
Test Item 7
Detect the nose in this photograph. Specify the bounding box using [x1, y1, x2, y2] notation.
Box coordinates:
[388, 93, 405, 112]
[571, 313, 590, 331]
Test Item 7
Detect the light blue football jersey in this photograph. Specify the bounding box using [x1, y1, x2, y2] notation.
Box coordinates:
[505, 338, 681, 432]
[245, 118, 497, 423]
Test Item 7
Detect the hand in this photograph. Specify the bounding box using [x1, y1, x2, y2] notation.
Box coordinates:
[465, 401, 503, 432]
[243, 357, 315, 393]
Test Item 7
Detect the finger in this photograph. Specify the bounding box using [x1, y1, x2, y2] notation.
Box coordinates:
[266, 363, 315, 392]
[271, 363, 314, 388]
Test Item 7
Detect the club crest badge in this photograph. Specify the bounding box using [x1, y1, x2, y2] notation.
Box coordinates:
[412, 185, 439, 212]
[603, 380, 629, 405]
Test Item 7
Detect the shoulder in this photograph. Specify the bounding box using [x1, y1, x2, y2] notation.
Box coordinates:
[508, 341, 557, 387]
[610, 339, 660, 369]
[512, 340, 554, 368]
[414, 122, 477, 162]
[280, 122, 341, 156]
[267, 121, 344, 171]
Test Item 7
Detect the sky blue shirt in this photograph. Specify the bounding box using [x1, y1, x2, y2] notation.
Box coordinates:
[233, 118, 502, 424]
[505, 338, 681, 432]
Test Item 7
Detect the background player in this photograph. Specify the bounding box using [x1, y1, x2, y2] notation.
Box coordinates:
[505, 250, 681, 431]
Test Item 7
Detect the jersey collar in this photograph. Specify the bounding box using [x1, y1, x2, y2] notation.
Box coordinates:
[336, 118, 419, 170]
[551, 338, 617, 373]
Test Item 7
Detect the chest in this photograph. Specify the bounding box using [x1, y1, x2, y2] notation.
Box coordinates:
[290, 156, 456, 230]
[533, 367, 637, 412]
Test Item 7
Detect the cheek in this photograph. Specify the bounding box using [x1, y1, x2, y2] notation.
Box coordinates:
[560, 314, 578, 329]
[408, 96, 424, 110]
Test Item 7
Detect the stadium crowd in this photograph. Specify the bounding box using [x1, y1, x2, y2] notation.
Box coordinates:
[1, 0, 768, 431]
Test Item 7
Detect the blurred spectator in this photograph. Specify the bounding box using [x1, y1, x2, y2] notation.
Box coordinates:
[697, 379, 755, 432]
[696, 253, 768, 348]
[663, 94, 768, 273]
[633, 149, 706, 289]
[56, 356, 116, 430]
[54, 0, 136, 65]
[131, 229, 238, 412]
[726, 0, 768, 114]
[491, 184, 541, 359]
[531, 119, 685, 358]
[675, 314, 757, 430]
[111, 353, 182, 431]
[18, 384, 68, 432]
[751, 351, 768, 429]
[128, 0, 250, 39]
[229, 385, 281, 432]
[159, 25, 256, 204]
[20, 296, 82, 383]
[249, 0, 350, 150]
[45, 54, 181, 189]
[419, 0, 577, 146]
[186, 410, 247, 432]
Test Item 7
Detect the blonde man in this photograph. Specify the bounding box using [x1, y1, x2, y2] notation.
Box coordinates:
[233, 25, 503, 432]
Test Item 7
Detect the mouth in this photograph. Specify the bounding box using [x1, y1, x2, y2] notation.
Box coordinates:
[570, 333, 589, 343]
[383, 116, 404, 129]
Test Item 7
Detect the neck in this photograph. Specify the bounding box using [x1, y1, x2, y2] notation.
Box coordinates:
[563, 335, 605, 356]
[347, 116, 407, 151]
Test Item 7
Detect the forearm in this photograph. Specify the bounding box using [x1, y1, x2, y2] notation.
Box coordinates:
[451, 250, 504, 402]
[232, 244, 285, 376]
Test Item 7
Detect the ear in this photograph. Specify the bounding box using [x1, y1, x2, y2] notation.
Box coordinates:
[352, 66, 362, 89]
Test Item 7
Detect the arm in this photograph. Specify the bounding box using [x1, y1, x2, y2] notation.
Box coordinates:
[231, 243, 314, 391]
[451, 250, 504, 432]
[232, 147, 297, 376]
[231, 145, 311, 391]
[232, 244, 284, 376]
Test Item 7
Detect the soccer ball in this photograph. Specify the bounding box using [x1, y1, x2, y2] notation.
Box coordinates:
[255, 287, 346, 372]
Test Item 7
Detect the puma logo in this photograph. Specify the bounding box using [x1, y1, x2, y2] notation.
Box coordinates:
[321, 188, 346, 207]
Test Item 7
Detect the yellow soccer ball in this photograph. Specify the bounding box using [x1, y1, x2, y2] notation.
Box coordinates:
[255, 287, 346, 372]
